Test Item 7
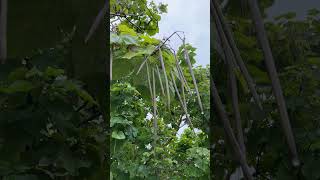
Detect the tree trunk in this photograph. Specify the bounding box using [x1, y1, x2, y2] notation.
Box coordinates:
[247, 0, 300, 167]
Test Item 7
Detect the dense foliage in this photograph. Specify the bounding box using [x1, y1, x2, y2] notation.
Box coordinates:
[110, 0, 210, 179]
[212, 1, 320, 179]
[0, 49, 108, 179]
[0, 0, 211, 179]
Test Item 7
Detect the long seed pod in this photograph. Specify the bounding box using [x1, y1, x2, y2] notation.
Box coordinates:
[156, 66, 165, 96]
[174, 53, 191, 92]
[110, 47, 113, 81]
[159, 48, 171, 109]
[178, 64, 191, 93]
[146, 62, 153, 99]
[178, 68, 187, 108]
[212, 6, 238, 75]
[181, 80, 187, 108]
[85, 2, 107, 43]
[136, 56, 148, 75]
[0, 0, 7, 64]
[173, 67, 182, 82]
[228, 64, 246, 158]
[152, 68, 158, 145]
[210, 76, 253, 180]
[212, 0, 262, 109]
[174, 65, 188, 108]
[213, 11, 250, 175]
[212, 2, 247, 155]
[170, 71, 196, 134]
[247, 0, 300, 167]
[183, 44, 204, 113]
[174, 66, 187, 108]
[152, 68, 160, 177]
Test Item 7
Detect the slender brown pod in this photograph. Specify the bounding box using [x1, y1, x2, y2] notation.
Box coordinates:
[147, 66, 159, 178]
[247, 0, 300, 167]
[212, 4, 237, 76]
[212, 0, 262, 109]
[173, 66, 187, 109]
[229, 64, 246, 157]
[183, 44, 204, 113]
[170, 71, 195, 133]
[210, 76, 253, 180]
[146, 62, 153, 100]
[110, 47, 113, 81]
[178, 68, 187, 108]
[174, 52, 191, 92]
[213, 8, 249, 174]
[136, 56, 148, 75]
[0, 0, 7, 64]
[212, 1, 247, 158]
[159, 48, 171, 109]
[152, 68, 158, 144]
[85, 2, 107, 43]
[156, 66, 166, 96]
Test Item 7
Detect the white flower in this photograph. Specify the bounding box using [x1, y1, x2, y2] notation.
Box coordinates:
[145, 143, 152, 150]
[145, 112, 153, 121]
[167, 123, 172, 128]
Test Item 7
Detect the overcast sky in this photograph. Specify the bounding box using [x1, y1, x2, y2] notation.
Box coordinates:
[266, 0, 320, 20]
[149, 0, 319, 67]
[152, 0, 210, 66]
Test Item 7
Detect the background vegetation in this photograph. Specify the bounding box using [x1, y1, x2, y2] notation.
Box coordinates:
[212, 0, 320, 179]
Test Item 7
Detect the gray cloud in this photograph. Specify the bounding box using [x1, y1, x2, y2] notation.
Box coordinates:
[153, 0, 210, 66]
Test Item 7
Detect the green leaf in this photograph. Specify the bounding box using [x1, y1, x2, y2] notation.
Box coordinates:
[140, 35, 160, 44]
[122, 46, 155, 59]
[112, 131, 126, 139]
[140, 45, 156, 55]
[111, 116, 132, 127]
[1, 80, 34, 93]
[122, 51, 142, 59]
[308, 8, 320, 17]
[121, 34, 139, 45]
[118, 24, 137, 36]
[45, 67, 64, 77]
[8, 67, 28, 82]
[111, 33, 122, 44]
[310, 141, 320, 151]
[25, 67, 43, 78]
